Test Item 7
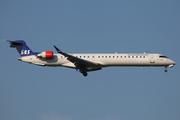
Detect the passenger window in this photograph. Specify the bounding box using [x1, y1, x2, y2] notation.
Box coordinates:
[102, 56, 104, 58]
[132, 56, 134, 58]
[109, 56, 111, 58]
[121, 56, 122, 58]
[105, 56, 107, 58]
[128, 56, 130, 58]
[124, 56, 126, 58]
[84, 56, 86, 58]
[113, 56, 115, 58]
[143, 56, 145, 58]
[140, 56, 142, 58]
[136, 56, 138, 58]
[117, 56, 118, 58]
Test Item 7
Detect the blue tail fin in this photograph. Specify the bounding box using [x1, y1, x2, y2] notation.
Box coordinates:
[6, 40, 38, 57]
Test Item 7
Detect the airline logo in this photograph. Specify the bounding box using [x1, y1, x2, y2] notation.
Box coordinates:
[21, 50, 30, 55]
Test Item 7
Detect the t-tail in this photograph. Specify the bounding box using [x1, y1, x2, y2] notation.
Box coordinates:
[5, 40, 39, 57]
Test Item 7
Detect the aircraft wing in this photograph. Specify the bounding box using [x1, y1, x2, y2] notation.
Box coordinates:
[53, 45, 101, 71]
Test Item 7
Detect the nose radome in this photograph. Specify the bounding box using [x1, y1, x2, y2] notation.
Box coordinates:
[173, 61, 176, 65]
[170, 59, 176, 65]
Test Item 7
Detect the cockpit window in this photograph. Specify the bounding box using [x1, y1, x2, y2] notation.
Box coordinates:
[159, 55, 168, 58]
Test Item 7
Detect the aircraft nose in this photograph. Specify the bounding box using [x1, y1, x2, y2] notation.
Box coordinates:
[18, 57, 22, 61]
[173, 61, 176, 65]
[171, 60, 176, 65]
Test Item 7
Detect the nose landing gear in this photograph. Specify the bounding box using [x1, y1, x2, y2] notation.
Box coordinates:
[164, 66, 168, 72]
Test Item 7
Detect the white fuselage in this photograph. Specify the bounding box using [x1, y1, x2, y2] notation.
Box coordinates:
[6, 40, 176, 76]
[19, 53, 176, 69]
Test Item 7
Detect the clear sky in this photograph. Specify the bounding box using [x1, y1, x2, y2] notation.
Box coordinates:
[0, 0, 180, 120]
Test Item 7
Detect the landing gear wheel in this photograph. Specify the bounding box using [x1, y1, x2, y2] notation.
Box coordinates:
[79, 67, 88, 76]
[83, 72, 88, 76]
[164, 66, 168, 73]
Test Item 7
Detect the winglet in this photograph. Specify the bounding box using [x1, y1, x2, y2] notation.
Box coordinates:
[53, 45, 63, 54]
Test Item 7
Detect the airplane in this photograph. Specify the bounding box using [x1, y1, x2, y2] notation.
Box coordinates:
[5, 40, 176, 76]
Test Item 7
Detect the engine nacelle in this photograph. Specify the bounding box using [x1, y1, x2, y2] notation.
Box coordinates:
[37, 51, 53, 58]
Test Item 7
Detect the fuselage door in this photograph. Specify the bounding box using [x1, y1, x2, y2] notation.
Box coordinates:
[150, 55, 155, 63]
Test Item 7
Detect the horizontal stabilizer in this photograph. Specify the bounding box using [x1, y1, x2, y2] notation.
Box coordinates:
[4, 40, 24, 47]
[4, 40, 38, 56]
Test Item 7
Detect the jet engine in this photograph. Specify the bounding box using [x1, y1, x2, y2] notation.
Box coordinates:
[37, 51, 53, 58]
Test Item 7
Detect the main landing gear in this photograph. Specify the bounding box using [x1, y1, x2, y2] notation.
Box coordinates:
[79, 69, 88, 77]
[83, 71, 88, 76]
